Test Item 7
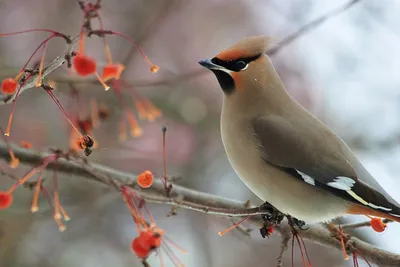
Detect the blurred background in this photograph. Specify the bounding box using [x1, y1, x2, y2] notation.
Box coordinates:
[1, 0, 400, 266]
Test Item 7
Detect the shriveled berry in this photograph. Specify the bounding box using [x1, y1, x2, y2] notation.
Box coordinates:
[102, 63, 125, 81]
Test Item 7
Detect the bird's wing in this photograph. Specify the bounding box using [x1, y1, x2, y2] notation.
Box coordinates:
[253, 114, 398, 214]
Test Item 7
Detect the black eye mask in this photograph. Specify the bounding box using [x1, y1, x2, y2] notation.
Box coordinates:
[210, 54, 261, 72]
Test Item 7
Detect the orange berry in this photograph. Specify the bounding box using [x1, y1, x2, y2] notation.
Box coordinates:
[1, 78, 18, 95]
[73, 54, 97, 76]
[370, 218, 386, 233]
[137, 171, 153, 188]
[131, 237, 151, 259]
[0, 192, 13, 209]
[102, 63, 125, 81]
[150, 65, 159, 73]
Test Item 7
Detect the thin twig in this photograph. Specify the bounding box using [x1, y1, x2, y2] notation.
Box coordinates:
[0, 142, 400, 266]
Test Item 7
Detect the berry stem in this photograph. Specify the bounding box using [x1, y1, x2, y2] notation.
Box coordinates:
[53, 158, 61, 219]
[7, 154, 58, 194]
[94, 72, 110, 91]
[20, 34, 58, 72]
[35, 41, 48, 87]
[31, 171, 43, 213]
[107, 31, 154, 68]
[218, 215, 251, 236]
[162, 126, 168, 191]
[39, 183, 66, 231]
[126, 110, 142, 137]
[44, 88, 83, 138]
[4, 33, 58, 136]
[90, 98, 100, 128]
[4, 74, 32, 136]
[0, 127, 19, 168]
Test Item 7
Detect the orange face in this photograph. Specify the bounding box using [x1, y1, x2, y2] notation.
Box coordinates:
[216, 49, 247, 61]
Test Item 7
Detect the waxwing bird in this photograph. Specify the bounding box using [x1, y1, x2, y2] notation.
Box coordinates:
[199, 36, 400, 224]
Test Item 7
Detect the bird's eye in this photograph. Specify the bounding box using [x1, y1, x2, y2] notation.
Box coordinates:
[235, 61, 247, 70]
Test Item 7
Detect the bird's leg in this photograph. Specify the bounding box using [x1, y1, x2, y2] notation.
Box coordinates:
[286, 215, 308, 231]
[259, 201, 285, 238]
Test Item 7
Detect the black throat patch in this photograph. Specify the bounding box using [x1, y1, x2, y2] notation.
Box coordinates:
[211, 70, 235, 95]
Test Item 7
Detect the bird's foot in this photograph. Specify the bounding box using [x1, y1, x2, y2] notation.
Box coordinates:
[286, 215, 308, 231]
[259, 202, 285, 238]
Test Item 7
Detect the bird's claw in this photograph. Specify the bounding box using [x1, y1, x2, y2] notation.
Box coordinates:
[287, 215, 308, 231]
[259, 202, 285, 238]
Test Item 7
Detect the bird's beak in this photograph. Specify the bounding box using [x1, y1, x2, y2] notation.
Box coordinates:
[199, 58, 221, 70]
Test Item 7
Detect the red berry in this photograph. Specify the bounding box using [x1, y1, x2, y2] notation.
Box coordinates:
[0, 192, 13, 209]
[137, 171, 154, 188]
[73, 54, 97, 76]
[131, 237, 150, 259]
[1, 78, 18, 95]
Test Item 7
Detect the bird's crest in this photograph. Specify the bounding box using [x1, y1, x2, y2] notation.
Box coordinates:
[216, 36, 274, 61]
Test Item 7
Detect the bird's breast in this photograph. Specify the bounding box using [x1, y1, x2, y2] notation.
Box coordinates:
[220, 107, 277, 200]
[220, 103, 349, 223]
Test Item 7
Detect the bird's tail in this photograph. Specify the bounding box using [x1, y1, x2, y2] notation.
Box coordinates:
[347, 203, 400, 223]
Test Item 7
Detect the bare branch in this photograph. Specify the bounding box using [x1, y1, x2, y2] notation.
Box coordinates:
[0, 142, 400, 266]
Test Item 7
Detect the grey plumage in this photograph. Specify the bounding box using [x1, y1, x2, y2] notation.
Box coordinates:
[199, 36, 400, 223]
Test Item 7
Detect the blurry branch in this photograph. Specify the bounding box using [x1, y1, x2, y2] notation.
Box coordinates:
[267, 0, 362, 55]
[1, 143, 400, 266]
[51, 0, 363, 89]
[0, 35, 79, 105]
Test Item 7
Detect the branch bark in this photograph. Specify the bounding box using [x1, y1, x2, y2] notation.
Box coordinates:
[0, 142, 400, 266]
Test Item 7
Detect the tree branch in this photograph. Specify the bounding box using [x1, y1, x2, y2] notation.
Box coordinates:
[0, 142, 399, 266]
